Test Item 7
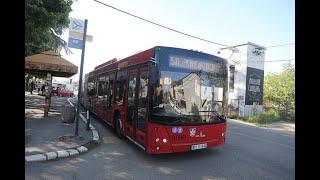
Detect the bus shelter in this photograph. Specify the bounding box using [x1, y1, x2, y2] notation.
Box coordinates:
[25, 51, 78, 79]
[25, 51, 78, 117]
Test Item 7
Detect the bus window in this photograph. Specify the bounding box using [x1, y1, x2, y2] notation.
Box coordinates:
[105, 75, 109, 97]
[137, 70, 149, 132]
[127, 74, 137, 125]
[115, 70, 127, 104]
[98, 74, 106, 97]
[88, 77, 96, 96]
[109, 73, 115, 104]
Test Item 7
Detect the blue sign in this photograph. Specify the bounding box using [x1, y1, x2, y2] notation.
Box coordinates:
[177, 127, 183, 134]
[68, 37, 83, 49]
[172, 127, 177, 133]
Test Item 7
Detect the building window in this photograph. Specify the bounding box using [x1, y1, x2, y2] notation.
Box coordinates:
[229, 65, 235, 93]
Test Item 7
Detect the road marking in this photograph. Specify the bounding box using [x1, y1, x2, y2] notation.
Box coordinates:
[231, 131, 295, 150]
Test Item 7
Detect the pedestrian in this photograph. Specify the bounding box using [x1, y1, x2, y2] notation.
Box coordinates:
[44, 82, 52, 117]
[30, 81, 34, 94]
[37, 81, 40, 93]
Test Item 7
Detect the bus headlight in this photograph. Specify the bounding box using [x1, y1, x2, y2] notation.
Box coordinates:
[222, 133, 224, 137]
[155, 138, 160, 142]
[163, 138, 167, 143]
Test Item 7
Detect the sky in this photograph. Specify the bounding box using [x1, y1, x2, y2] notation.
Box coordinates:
[57, 0, 295, 82]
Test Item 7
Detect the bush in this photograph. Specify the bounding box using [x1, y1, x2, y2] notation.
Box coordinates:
[228, 115, 249, 121]
[228, 109, 283, 124]
[279, 110, 295, 122]
[247, 116, 259, 123]
[228, 115, 239, 119]
[258, 109, 280, 124]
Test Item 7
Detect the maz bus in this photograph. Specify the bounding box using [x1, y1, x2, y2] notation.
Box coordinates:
[82, 46, 228, 154]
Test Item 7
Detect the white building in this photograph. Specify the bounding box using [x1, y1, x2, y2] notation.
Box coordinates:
[219, 42, 266, 116]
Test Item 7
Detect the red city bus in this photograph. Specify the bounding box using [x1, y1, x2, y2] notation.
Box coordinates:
[82, 46, 228, 154]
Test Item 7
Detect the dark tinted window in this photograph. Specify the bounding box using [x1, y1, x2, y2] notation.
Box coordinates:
[137, 71, 149, 132]
[127, 73, 137, 125]
[229, 65, 235, 93]
[88, 76, 96, 96]
[115, 70, 127, 103]
[98, 74, 105, 96]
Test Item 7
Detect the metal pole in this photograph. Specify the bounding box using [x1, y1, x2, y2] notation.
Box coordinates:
[75, 19, 88, 136]
[86, 109, 90, 130]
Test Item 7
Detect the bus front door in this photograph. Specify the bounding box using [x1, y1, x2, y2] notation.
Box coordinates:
[134, 66, 149, 147]
[105, 73, 115, 125]
[126, 66, 149, 148]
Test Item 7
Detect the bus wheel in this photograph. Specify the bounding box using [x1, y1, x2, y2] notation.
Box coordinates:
[115, 117, 124, 139]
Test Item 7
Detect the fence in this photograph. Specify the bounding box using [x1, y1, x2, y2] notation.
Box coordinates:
[228, 105, 295, 123]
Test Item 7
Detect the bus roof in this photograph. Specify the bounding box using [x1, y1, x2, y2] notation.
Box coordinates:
[88, 46, 227, 77]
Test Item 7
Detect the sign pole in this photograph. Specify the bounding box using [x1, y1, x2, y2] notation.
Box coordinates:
[75, 19, 88, 136]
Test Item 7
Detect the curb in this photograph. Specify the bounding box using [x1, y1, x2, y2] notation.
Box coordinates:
[25, 98, 99, 162]
[228, 118, 259, 127]
[228, 118, 295, 133]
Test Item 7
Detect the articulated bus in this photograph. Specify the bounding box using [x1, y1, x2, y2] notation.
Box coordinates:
[82, 46, 228, 154]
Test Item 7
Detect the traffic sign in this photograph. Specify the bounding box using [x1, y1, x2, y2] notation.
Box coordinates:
[69, 31, 93, 42]
[68, 37, 83, 49]
[69, 18, 85, 33]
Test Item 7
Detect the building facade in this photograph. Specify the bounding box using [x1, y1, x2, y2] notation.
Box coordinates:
[219, 42, 266, 116]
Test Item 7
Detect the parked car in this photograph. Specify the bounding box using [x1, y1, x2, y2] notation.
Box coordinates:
[57, 88, 74, 97]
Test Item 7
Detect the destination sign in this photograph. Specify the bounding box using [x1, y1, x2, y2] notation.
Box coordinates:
[169, 56, 219, 73]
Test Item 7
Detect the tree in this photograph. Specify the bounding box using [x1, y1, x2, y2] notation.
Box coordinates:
[264, 62, 295, 116]
[25, 0, 73, 56]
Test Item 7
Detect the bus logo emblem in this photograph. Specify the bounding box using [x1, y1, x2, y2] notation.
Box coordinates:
[177, 127, 183, 134]
[189, 128, 196, 137]
[172, 127, 178, 133]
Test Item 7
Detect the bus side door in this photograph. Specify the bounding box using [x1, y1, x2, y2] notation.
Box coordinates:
[135, 66, 149, 147]
[105, 73, 115, 125]
[125, 68, 138, 138]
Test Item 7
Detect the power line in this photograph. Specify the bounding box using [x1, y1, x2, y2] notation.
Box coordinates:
[266, 43, 295, 48]
[234, 58, 295, 63]
[92, 0, 229, 47]
[264, 59, 295, 62]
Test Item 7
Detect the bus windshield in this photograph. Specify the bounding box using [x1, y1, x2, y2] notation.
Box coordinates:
[152, 66, 228, 125]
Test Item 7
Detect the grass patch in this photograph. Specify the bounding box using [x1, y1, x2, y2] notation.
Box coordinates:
[228, 109, 287, 124]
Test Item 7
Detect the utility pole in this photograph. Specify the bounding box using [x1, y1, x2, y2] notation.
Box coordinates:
[75, 19, 88, 136]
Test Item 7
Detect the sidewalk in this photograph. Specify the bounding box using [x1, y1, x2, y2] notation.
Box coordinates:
[259, 121, 295, 133]
[25, 92, 97, 161]
[228, 118, 295, 133]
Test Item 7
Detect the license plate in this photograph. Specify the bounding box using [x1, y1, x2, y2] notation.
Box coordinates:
[191, 143, 207, 150]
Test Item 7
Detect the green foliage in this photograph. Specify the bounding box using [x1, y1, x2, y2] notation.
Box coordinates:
[228, 109, 283, 124]
[247, 116, 259, 123]
[25, 0, 73, 56]
[264, 62, 295, 119]
[258, 109, 280, 123]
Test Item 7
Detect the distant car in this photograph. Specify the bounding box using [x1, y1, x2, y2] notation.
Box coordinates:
[57, 88, 74, 97]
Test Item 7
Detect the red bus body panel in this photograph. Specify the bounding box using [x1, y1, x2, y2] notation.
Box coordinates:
[146, 122, 227, 154]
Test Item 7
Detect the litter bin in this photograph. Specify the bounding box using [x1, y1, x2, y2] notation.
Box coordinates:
[61, 104, 75, 123]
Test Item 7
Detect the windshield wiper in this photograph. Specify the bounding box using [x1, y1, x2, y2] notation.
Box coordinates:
[169, 117, 186, 124]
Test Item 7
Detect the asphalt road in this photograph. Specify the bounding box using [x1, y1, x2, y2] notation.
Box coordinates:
[25, 111, 295, 180]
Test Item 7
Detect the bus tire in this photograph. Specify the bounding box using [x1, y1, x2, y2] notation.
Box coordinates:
[115, 116, 124, 139]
